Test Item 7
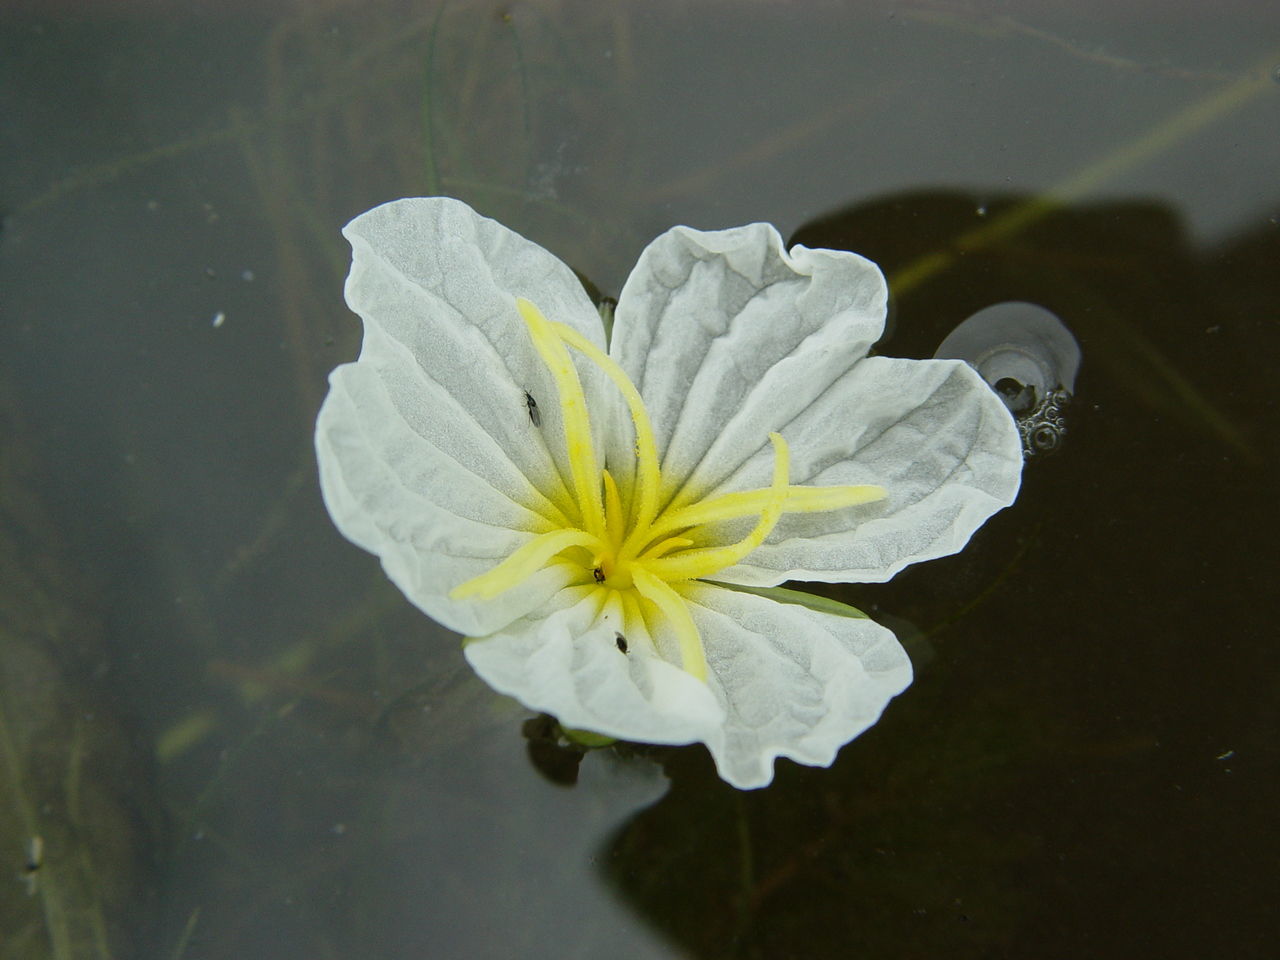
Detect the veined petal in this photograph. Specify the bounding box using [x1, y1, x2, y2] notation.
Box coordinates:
[323, 197, 625, 634]
[712, 357, 1023, 585]
[608, 222, 887, 513]
[316, 365, 580, 636]
[341, 197, 616, 511]
[681, 582, 912, 790]
[464, 587, 725, 746]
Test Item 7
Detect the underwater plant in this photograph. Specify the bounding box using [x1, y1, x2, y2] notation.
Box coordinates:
[315, 198, 1022, 788]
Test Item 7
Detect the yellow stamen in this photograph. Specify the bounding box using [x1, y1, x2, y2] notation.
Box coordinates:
[549, 321, 662, 557]
[632, 567, 707, 681]
[517, 299, 605, 537]
[455, 299, 893, 686]
[451, 527, 604, 600]
[641, 536, 695, 561]
[602, 469, 625, 543]
[647, 483, 886, 542]
[644, 433, 791, 582]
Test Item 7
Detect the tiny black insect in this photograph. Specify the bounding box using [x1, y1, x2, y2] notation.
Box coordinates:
[524, 391, 541, 426]
[615, 632, 628, 653]
[22, 836, 43, 877]
[592, 567, 605, 583]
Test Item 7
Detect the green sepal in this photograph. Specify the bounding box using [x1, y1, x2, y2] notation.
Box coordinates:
[706, 581, 869, 619]
[561, 727, 617, 748]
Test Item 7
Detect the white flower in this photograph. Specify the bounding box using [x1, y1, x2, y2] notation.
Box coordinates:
[315, 197, 1023, 789]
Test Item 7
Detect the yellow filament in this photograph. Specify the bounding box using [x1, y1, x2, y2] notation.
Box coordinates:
[645, 433, 791, 582]
[647, 483, 886, 541]
[602, 469, 625, 542]
[451, 527, 603, 599]
[454, 299, 895, 685]
[549, 321, 662, 553]
[620, 589, 650, 654]
[641, 536, 694, 561]
[517, 299, 605, 536]
[631, 567, 707, 681]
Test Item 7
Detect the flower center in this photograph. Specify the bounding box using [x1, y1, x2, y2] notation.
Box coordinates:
[451, 298, 886, 681]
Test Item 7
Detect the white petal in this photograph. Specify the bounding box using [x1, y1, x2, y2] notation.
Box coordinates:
[711, 357, 1023, 585]
[342, 197, 610, 499]
[317, 198, 612, 633]
[317, 362, 579, 636]
[465, 582, 912, 791]
[464, 587, 725, 744]
[607, 223, 887, 506]
[685, 582, 912, 789]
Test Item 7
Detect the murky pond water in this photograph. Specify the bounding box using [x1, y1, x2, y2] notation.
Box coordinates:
[2, 2, 1277, 957]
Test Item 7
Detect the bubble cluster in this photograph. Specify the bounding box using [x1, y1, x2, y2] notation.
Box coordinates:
[935, 301, 1081, 458]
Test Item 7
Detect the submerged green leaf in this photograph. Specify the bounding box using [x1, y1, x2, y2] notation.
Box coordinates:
[704, 581, 869, 620]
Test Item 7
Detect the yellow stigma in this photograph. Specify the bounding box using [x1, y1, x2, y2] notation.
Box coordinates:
[451, 298, 887, 681]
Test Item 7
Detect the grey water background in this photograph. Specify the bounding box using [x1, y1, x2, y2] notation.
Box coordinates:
[1, 1, 1277, 957]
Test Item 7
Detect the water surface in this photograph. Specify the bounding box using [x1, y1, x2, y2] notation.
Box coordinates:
[1, 2, 1276, 957]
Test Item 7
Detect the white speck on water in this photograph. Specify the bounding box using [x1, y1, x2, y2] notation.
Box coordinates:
[212, 311, 226, 328]
[241, 268, 255, 282]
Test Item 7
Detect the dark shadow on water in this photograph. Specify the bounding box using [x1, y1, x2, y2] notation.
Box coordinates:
[594, 190, 1278, 960]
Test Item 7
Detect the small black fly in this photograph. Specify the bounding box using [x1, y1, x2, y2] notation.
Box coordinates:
[20, 835, 42, 895]
[592, 567, 606, 583]
[524, 391, 541, 426]
[615, 632, 628, 654]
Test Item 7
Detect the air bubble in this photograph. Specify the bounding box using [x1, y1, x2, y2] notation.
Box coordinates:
[935, 301, 1081, 458]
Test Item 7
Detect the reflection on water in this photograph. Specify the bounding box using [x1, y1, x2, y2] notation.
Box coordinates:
[1, 2, 1277, 958]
